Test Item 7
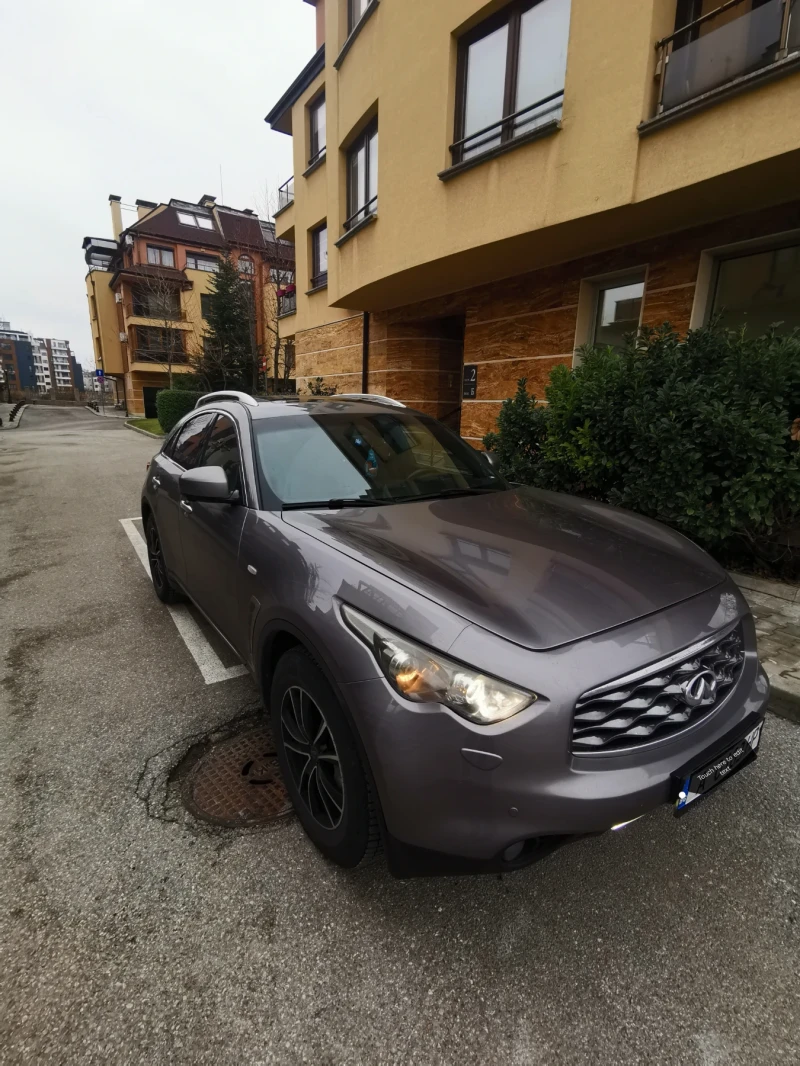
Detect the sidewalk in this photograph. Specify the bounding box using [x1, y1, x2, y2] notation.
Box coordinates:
[732, 572, 800, 721]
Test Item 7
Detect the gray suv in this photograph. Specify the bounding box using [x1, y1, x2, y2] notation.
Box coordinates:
[141, 391, 769, 876]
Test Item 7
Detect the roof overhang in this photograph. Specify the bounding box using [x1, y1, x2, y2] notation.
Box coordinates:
[264, 45, 325, 135]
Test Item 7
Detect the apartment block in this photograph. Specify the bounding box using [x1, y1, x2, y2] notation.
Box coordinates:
[266, 0, 800, 441]
[0, 321, 37, 397]
[82, 195, 295, 417]
[32, 337, 80, 393]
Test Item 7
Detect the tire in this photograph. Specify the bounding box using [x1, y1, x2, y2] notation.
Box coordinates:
[270, 647, 381, 868]
[145, 515, 181, 605]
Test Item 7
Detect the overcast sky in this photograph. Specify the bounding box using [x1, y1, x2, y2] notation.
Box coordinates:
[0, 0, 315, 369]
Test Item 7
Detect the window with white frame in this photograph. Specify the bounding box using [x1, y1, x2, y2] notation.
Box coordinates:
[710, 243, 800, 335]
[176, 211, 215, 230]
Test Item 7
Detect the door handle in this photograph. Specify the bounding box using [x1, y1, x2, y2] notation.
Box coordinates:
[151, 476, 161, 488]
[180, 500, 193, 514]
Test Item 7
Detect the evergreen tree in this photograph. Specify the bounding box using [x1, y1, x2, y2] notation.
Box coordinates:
[198, 254, 258, 390]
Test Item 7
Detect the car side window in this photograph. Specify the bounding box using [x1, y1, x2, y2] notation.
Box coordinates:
[170, 413, 215, 469]
[201, 415, 243, 497]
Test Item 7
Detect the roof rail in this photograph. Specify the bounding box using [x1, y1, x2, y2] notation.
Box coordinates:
[337, 393, 406, 408]
[195, 391, 259, 409]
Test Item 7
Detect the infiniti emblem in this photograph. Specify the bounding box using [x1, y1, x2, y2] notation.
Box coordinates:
[681, 668, 718, 708]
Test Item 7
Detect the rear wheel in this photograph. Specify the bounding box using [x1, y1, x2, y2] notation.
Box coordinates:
[145, 515, 181, 604]
[271, 647, 381, 868]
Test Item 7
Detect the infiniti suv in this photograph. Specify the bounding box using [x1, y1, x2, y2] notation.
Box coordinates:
[141, 391, 769, 876]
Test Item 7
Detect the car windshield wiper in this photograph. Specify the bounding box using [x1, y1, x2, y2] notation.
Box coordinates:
[282, 498, 391, 511]
[390, 486, 505, 504]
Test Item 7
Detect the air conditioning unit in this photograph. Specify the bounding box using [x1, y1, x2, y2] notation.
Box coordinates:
[119, 332, 127, 342]
[115, 293, 123, 303]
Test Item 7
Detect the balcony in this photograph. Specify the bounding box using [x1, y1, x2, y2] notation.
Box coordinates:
[276, 176, 294, 215]
[647, 0, 800, 127]
[131, 350, 191, 366]
[277, 290, 297, 317]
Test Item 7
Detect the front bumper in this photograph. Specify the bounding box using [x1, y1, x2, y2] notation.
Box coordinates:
[339, 586, 770, 877]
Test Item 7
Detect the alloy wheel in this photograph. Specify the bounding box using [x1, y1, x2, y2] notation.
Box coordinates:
[280, 686, 344, 830]
[146, 522, 167, 593]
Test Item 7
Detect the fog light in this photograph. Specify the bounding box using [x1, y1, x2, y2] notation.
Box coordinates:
[503, 841, 524, 862]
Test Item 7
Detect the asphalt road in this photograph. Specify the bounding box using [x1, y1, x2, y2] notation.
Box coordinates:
[1, 406, 799, 1065]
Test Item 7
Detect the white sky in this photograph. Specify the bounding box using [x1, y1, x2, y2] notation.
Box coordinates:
[0, 0, 315, 369]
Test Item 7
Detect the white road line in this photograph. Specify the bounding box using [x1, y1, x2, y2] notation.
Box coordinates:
[119, 518, 249, 686]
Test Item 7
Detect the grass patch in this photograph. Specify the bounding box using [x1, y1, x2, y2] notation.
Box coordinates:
[128, 418, 164, 436]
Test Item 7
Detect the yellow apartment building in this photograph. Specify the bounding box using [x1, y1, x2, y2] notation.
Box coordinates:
[266, 0, 800, 443]
[83, 195, 294, 417]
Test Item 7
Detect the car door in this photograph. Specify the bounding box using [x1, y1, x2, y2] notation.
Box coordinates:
[149, 411, 215, 587]
[178, 412, 250, 655]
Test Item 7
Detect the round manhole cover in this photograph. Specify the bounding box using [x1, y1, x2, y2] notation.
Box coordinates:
[183, 727, 293, 827]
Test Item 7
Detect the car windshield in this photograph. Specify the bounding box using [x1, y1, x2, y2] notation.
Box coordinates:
[253, 410, 505, 507]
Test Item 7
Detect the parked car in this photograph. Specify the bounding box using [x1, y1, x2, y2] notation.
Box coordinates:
[141, 391, 769, 876]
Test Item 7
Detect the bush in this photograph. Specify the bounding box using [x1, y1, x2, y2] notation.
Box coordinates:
[156, 389, 206, 433]
[483, 324, 800, 577]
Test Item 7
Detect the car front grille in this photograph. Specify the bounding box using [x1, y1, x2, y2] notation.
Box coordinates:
[572, 625, 745, 754]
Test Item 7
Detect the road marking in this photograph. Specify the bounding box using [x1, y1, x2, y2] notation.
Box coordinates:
[119, 518, 249, 686]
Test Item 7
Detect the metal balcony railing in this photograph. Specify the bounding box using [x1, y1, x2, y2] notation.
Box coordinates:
[449, 90, 565, 164]
[277, 176, 295, 213]
[132, 350, 190, 365]
[278, 291, 297, 316]
[655, 0, 799, 114]
[343, 195, 378, 233]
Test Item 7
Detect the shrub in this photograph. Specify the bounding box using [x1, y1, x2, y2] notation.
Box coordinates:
[156, 389, 206, 433]
[483, 324, 800, 577]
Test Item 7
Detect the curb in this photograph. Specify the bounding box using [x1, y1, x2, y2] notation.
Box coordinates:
[1, 404, 29, 430]
[730, 571, 800, 726]
[125, 420, 164, 440]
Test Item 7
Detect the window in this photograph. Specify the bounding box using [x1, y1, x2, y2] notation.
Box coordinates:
[202, 415, 242, 496]
[170, 413, 216, 468]
[710, 243, 800, 335]
[311, 225, 328, 289]
[453, 0, 571, 165]
[146, 246, 175, 268]
[253, 411, 504, 506]
[200, 293, 214, 320]
[309, 95, 327, 166]
[186, 254, 219, 272]
[177, 211, 215, 230]
[135, 326, 185, 361]
[348, 0, 370, 33]
[132, 287, 180, 319]
[238, 255, 255, 275]
[345, 122, 378, 231]
[592, 279, 645, 350]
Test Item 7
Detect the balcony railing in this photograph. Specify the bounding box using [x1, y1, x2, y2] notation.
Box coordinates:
[450, 90, 565, 165]
[343, 195, 378, 233]
[277, 291, 297, 316]
[276, 176, 294, 213]
[656, 0, 799, 114]
[132, 350, 190, 365]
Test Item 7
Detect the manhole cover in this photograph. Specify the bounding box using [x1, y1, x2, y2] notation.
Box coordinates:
[183, 727, 293, 827]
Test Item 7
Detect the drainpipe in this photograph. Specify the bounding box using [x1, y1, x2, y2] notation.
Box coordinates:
[361, 311, 370, 393]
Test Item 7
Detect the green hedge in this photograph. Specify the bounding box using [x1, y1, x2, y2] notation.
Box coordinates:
[484, 324, 800, 578]
[156, 389, 206, 433]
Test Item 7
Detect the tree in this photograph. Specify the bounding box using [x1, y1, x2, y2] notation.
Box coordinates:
[131, 270, 186, 389]
[196, 254, 259, 390]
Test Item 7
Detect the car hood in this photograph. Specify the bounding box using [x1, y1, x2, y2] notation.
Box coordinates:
[282, 487, 726, 650]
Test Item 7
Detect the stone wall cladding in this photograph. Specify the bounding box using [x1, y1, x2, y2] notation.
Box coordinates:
[294, 201, 800, 436]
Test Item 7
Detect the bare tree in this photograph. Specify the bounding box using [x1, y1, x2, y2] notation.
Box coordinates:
[130, 270, 187, 388]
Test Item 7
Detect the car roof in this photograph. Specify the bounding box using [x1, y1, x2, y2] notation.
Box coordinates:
[209, 397, 425, 421]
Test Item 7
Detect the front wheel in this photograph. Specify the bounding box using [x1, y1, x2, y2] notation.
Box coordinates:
[270, 647, 381, 868]
[145, 515, 181, 604]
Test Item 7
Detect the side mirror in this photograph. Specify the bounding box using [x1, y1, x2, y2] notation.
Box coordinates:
[179, 465, 239, 503]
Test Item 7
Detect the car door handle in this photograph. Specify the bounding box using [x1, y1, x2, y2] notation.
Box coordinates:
[151, 476, 161, 488]
[180, 500, 193, 514]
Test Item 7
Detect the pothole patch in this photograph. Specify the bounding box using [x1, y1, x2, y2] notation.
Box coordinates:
[182, 726, 293, 827]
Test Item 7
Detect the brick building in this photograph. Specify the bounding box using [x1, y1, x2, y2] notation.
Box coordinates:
[266, 0, 800, 442]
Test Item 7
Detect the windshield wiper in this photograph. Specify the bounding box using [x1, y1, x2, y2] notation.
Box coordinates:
[390, 486, 505, 504]
[282, 498, 391, 511]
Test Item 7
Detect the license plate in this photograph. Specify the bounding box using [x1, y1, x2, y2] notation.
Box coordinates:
[674, 720, 763, 815]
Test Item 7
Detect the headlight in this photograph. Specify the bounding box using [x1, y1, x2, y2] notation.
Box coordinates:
[341, 604, 535, 725]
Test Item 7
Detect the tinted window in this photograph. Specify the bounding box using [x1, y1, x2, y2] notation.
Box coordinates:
[171, 413, 215, 469]
[253, 412, 504, 506]
[202, 415, 242, 496]
[712, 244, 800, 335]
[593, 280, 644, 350]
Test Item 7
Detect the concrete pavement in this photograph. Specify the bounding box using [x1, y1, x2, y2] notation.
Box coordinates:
[1, 406, 799, 1065]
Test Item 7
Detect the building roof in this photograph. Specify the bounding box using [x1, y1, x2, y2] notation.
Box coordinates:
[265, 45, 325, 134]
[109, 263, 191, 288]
